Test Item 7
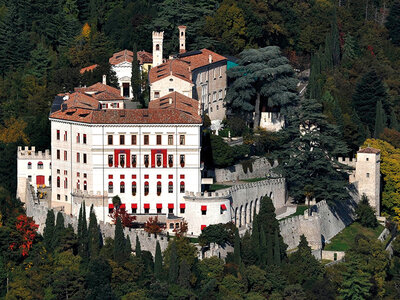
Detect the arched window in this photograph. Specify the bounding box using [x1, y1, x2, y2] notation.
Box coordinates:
[57, 176, 60, 188]
[37, 161, 43, 169]
[132, 181, 137, 196]
[77, 180, 80, 190]
[180, 181, 185, 193]
[83, 180, 87, 191]
[27, 162, 32, 169]
[168, 181, 173, 193]
[108, 181, 113, 193]
[156, 44, 160, 51]
[157, 181, 162, 196]
[64, 178, 68, 189]
[144, 181, 149, 196]
[120, 181, 125, 193]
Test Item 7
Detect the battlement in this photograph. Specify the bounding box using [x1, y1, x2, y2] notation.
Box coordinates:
[337, 156, 356, 166]
[17, 146, 51, 160]
[152, 31, 164, 39]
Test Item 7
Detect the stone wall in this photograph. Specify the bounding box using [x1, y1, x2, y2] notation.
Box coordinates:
[213, 157, 276, 182]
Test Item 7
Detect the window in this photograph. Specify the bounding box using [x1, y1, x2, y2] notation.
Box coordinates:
[156, 44, 160, 51]
[154, 91, 160, 98]
[57, 150, 60, 160]
[77, 133, 80, 143]
[201, 205, 207, 215]
[37, 162, 43, 169]
[109, 204, 114, 214]
[169, 181, 173, 193]
[180, 155, 185, 167]
[156, 135, 162, 145]
[77, 180, 80, 190]
[64, 131, 67, 141]
[131, 135, 137, 145]
[168, 88, 174, 92]
[83, 180, 87, 191]
[108, 135, 113, 145]
[108, 182, 113, 193]
[28, 175, 32, 182]
[83, 153, 87, 164]
[168, 155, 173, 167]
[200, 72, 203, 83]
[64, 151, 67, 161]
[144, 205, 149, 214]
[57, 169, 60, 174]
[156, 154, 162, 167]
[213, 92, 217, 102]
[65, 195, 68, 202]
[120, 135, 125, 145]
[144, 155, 149, 168]
[64, 178, 68, 189]
[170, 223, 174, 229]
[57, 194, 60, 200]
[120, 182, 125, 193]
[77, 153, 80, 163]
[180, 204, 185, 214]
[131, 204, 137, 214]
[168, 135, 173, 145]
[144, 135, 149, 145]
[83, 134, 87, 144]
[28, 162, 32, 169]
[217, 105, 219, 111]
[168, 205, 174, 214]
[119, 154, 125, 167]
[218, 90, 223, 100]
[83, 173, 87, 178]
[366, 157, 369, 161]
[213, 68, 216, 79]
[131, 155, 137, 168]
[144, 181, 149, 196]
[57, 176, 60, 188]
[108, 155, 113, 167]
[366, 173, 370, 178]
[180, 181, 185, 193]
[132, 182, 137, 196]
[56, 130, 60, 140]
[157, 181, 162, 196]
[179, 135, 185, 145]
[157, 204, 162, 214]
[219, 66, 222, 77]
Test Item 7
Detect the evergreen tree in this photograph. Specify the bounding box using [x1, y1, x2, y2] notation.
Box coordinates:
[52, 211, 65, 251]
[355, 195, 378, 228]
[374, 100, 387, 138]
[43, 209, 55, 251]
[273, 229, 281, 265]
[226, 46, 299, 127]
[390, 110, 399, 131]
[352, 71, 387, 133]
[339, 260, 372, 300]
[275, 98, 350, 202]
[386, 1, 400, 46]
[154, 241, 163, 279]
[78, 203, 88, 259]
[135, 235, 141, 258]
[131, 43, 141, 102]
[251, 208, 260, 264]
[88, 205, 101, 258]
[259, 226, 267, 267]
[124, 236, 131, 259]
[324, 33, 334, 70]
[342, 34, 357, 66]
[331, 9, 341, 66]
[308, 52, 323, 100]
[28, 43, 51, 82]
[266, 232, 273, 266]
[233, 229, 241, 265]
[168, 241, 179, 284]
[178, 259, 191, 289]
[114, 217, 125, 264]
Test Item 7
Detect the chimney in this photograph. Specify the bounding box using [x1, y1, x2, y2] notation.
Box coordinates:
[209, 54, 213, 64]
[102, 75, 107, 85]
[152, 31, 164, 67]
[178, 25, 187, 54]
[169, 97, 173, 104]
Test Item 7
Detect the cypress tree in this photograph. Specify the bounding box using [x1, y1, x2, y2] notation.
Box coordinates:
[168, 241, 179, 284]
[266, 233, 273, 266]
[43, 209, 55, 251]
[52, 211, 65, 251]
[233, 229, 241, 265]
[273, 229, 281, 265]
[131, 43, 141, 101]
[178, 259, 191, 289]
[79, 203, 89, 259]
[331, 9, 341, 66]
[114, 217, 125, 264]
[251, 210, 260, 263]
[154, 241, 163, 279]
[324, 34, 333, 70]
[390, 110, 399, 131]
[386, 1, 400, 46]
[259, 226, 267, 267]
[88, 205, 101, 258]
[124, 236, 132, 260]
[374, 100, 387, 138]
[135, 235, 142, 258]
[78, 205, 83, 244]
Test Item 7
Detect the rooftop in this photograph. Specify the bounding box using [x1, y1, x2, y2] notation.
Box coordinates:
[148, 92, 199, 116]
[149, 59, 192, 84]
[358, 147, 381, 154]
[109, 49, 153, 65]
[80, 64, 98, 74]
[75, 82, 125, 101]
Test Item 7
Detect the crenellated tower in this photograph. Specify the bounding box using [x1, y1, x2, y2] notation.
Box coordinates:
[178, 26, 187, 54]
[152, 31, 164, 67]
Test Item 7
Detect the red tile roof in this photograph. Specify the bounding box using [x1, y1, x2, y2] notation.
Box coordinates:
[358, 147, 380, 154]
[50, 108, 202, 124]
[80, 64, 98, 74]
[75, 83, 125, 101]
[149, 59, 192, 84]
[109, 49, 153, 65]
[179, 49, 227, 70]
[149, 92, 199, 116]
[63, 92, 100, 110]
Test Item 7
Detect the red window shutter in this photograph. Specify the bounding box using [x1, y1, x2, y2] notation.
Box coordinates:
[157, 174, 161, 179]
[132, 174, 137, 179]
[108, 175, 113, 179]
[120, 204, 126, 210]
[144, 174, 149, 179]
[180, 175, 185, 179]
[120, 175, 125, 179]
[180, 203, 186, 209]
[201, 225, 207, 231]
[144, 203, 150, 209]
[201, 205, 207, 211]
[131, 203, 137, 209]
[221, 204, 227, 210]
[156, 203, 162, 209]
[117, 103, 119, 108]
[108, 204, 114, 209]
[106, 104, 108, 108]
[168, 174, 173, 179]
[168, 203, 174, 209]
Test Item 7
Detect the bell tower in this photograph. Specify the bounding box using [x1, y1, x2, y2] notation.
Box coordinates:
[152, 31, 164, 67]
[178, 26, 187, 54]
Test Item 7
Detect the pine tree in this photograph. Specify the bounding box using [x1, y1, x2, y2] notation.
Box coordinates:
[339, 260, 372, 299]
[386, 1, 400, 46]
[43, 209, 55, 251]
[226, 46, 299, 127]
[131, 43, 141, 101]
[88, 205, 101, 258]
[342, 34, 357, 65]
[352, 71, 387, 133]
[168, 241, 179, 284]
[178, 260, 191, 289]
[233, 229, 241, 265]
[154, 241, 163, 279]
[374, 100, 387, 138]
[135, 235, 141, 258]
[275, 98, 350, 202]
[114, 217, 125, 264]
[273, 230, 281, 265]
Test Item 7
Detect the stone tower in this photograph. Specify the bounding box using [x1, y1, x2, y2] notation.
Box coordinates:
[355, 147, 381, 215]
[152, 31, 164, 67]
[178, 25, 187, 54]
